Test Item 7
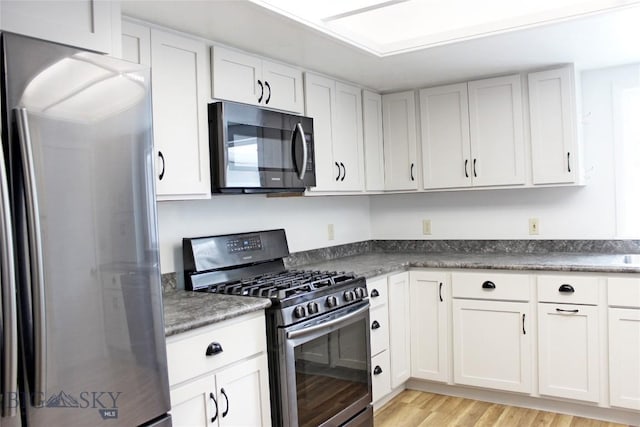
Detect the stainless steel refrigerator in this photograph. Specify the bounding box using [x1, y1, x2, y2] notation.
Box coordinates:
[0, 33, 171, 426]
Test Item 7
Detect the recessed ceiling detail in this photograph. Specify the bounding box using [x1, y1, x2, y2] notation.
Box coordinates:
[251, 0, 640, 56]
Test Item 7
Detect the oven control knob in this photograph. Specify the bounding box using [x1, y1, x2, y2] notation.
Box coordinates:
[355, 287, 367, 299]
[293, 305, 306, 319]
[307, 302, 319, 315]
[325, 296, 338, 308]
[343, 290, 355, 302]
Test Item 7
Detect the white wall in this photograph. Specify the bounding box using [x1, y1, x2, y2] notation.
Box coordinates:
[157, 195, 371, 273]
[370, 64, 640, 240]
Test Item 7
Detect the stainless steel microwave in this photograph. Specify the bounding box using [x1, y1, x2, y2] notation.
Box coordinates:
[208, 101, 315, 193]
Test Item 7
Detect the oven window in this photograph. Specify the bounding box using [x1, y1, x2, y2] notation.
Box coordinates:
[294, 317, 370, 427]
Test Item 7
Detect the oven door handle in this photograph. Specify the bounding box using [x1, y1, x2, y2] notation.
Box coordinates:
[286, 304, 369, 340]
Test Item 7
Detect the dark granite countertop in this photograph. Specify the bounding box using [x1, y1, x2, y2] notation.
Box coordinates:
[162, 250, 639, 336]
[293, 252, 640, 278]
[163, 290, 271, 337]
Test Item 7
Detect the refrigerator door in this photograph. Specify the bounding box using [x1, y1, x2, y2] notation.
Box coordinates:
[2, 33, 170, 426]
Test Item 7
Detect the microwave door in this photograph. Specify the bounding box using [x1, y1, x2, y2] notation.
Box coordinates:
[225, 122, 262, 189]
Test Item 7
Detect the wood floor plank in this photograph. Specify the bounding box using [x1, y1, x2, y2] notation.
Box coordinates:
[374, 390, 629, 427]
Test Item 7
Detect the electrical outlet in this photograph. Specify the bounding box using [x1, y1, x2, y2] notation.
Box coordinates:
[422, 219, 432, 235]
[328, 224, 335, 240]
[529, 218, 540, 235]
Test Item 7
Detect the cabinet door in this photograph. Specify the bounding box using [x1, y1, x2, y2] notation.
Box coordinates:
[211, 46, 263, 106]
[334, 82, 365, 191]
[362, 90, 385, 191]
[0, 0, 116, 54]
[528, 66, 578, 185]
[468, 75, 525, 187]
[215, 355, 271, 427]
[420, 83, 472, 189]
[372, 350, 392, 403]
[304, 73, 337, 192]
[609, 308, 640, 410]
[410, 272, 450, 382]
[383, 91, 418, 191]
[170, 374, 216, 427]
[388, 272, 411, 388]
[151, 29, 210, 200]
[538, 303, 599, 402]
[452, 299, 531, 393]
[121, 21, 151, 65]
[262, 60, 304, 113]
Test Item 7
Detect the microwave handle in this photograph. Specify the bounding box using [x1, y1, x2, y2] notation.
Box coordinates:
[293, 122, 307, 180]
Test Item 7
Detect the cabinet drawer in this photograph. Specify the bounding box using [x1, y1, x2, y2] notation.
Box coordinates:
[537, 275, 599, 305]
[452, 272, 530, 301]
[367, 276, 388, 308]
[166, 313, 266, 386]
[370, 305, 389, 356]
[608, 277, 640, 308]
[372, 350, 391, 402]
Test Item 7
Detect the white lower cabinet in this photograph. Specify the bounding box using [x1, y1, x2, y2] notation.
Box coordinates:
[371, 350, 392, 401]
[452, 299, 532, 393]
[166, 313, 271, 427]
[388, 272, 411, 388]
[409, 271, 450, 382]
[538, 303, 600, 402]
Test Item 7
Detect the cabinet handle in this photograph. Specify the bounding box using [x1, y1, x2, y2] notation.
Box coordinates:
[558, 284, 575, 293]
[340, 162, 346, 181]
[209, 392, 218, 422]
[264, 81, 271, 104]
[522, 313, 526, 335]
[567, 152, 571, 173]
[481, 281, 496, 289]
[373, 365, 383, 375]
[221, 387, 229, 418]
[158, 151, 165, 181]
[464, 159, 469, 178]
[371, 289, 379, 298]
[473, 158, 477, 177]
[257, 80, 264, 103]
[556, 308, 579, 314]
[371, 320, 380, 330]
[335, 162, 341, 181]
[205, 342, 223, 356]
[410, 163, 415, 181]
[439, 282, 443, 302]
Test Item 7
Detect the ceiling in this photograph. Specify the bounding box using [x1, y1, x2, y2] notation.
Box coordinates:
[121, 0, 640, 92]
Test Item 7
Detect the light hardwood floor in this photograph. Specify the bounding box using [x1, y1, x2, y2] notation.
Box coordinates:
[374, 390, 630, 427]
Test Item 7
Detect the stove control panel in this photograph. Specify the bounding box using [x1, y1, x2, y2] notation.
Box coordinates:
[281, 280, 369, 326]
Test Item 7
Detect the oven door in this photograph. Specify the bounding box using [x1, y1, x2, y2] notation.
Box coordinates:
[279, 301, 372, 427]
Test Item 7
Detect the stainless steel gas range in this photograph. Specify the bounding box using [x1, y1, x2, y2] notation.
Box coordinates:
[183, 229, 373, 427]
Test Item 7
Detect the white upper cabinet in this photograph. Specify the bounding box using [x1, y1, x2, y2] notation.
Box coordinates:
[383, 91, 419, 191]
[468, 74, 525, 187]
[420, 83, 471, 189]
[121, 20, 150, 65]
[212, 46, 303, 113]
[150, 29, 211, 200]
[362, 90, 385, 192]
[304, 73, 364, 192]
[1, 0, 119, 54]
[528, 66, 579, 185]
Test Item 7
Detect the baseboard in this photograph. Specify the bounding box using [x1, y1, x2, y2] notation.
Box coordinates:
[373, 385, 406, 412]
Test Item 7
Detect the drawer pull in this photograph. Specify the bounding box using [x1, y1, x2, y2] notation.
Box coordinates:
[370, 289, 380, 298]
[556, 308, 579, 314]
[373, 365, 383, 375]
[558, 284, 575, 293]
[371, 320, 380, 330]
[482, 281, 496, 290]
[209, 392, 218, 422]
[205, 342, 223, 356]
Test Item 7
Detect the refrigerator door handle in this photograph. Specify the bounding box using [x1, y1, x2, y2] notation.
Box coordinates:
[15, 108, 47, 404]
[0, 136, 18, 417]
